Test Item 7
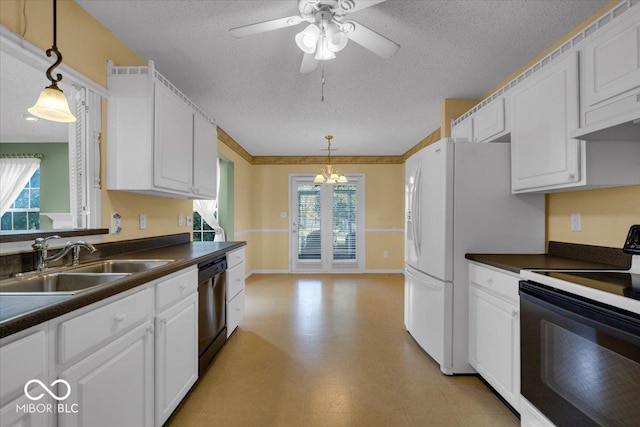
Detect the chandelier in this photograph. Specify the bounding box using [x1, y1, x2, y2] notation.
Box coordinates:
[314, 135, 348, 184]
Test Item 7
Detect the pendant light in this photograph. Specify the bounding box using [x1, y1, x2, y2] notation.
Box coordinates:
[314, 135, 348, 184]
[28, 0, 77, 123]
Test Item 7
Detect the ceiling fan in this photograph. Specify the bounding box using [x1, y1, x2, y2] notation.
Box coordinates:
[229, 0, 400, 73]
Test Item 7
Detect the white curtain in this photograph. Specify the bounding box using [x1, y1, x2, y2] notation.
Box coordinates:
[193, 158, 225, 241]
[0, 157, 40, 215]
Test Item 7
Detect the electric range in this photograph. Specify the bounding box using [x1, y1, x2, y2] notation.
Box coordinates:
[520, 225, 640, 314]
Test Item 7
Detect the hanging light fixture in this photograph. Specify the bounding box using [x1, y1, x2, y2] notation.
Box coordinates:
[28, 0, 77, 123]
[314, 135, 348, 184]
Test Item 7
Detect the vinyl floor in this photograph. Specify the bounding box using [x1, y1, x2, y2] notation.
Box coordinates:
[166, 274, 519, 426]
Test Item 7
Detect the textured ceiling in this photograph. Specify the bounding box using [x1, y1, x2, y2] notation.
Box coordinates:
[75, 0, 609, 156]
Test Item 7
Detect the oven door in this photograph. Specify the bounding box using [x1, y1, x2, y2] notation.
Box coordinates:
[520, 281, 640, 427]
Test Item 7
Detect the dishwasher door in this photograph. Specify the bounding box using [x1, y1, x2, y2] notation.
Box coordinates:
[198, 257, 227, 374]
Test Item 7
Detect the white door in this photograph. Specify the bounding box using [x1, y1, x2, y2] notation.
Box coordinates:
[290, 175, 365, 273]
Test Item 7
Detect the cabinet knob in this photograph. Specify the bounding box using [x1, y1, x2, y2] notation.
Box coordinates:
[114, 314, 126, 323]
[160, 317, 167, 325]
[512, 310, 519, 318]
[180, 283, 187, 291]
[147, 324, 155, 335]
[568, 173, 575, 182]
[486, 278, 494, 286]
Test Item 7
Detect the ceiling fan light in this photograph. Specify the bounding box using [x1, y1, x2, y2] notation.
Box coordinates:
[314, 37, 336, 60]
[327, 30, 348, 52]
[28, 84, 77, 123]
[295, 24, 320, 54]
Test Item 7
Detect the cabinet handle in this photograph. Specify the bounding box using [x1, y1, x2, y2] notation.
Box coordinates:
[512, 310, 519, 318]
[114, 314, 126, 323]
[147, 324, 155, 335]
[486, 278, 494, 286]
[160, 317, 167, 325]
[568, 173, 575, 182]
[180, 283, 187, 291]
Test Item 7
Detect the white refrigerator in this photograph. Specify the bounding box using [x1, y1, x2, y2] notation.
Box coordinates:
[404, 138, 544, 374]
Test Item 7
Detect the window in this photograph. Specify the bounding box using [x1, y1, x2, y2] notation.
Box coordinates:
[1, 168, 40, 230]
[192, 211, 216, 241]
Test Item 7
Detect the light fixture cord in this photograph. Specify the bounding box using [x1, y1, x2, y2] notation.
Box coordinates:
[321, 61, 325, 102]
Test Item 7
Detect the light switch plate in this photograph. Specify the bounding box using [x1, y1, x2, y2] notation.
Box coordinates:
[139, 214, 147, 230]
[178, 215, 184, 227]
[186, 215, 193, 226]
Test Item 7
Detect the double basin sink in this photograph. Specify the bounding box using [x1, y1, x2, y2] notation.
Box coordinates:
[0, 260, 173, 295]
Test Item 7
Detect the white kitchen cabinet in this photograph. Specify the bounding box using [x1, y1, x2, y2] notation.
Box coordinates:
[468, 263, 520, 411]
[225, 247, 246, 338]
[575, 4, 640, 140]
[106, 60, 217, 200]
[511, 52, 581, 193]
[154, 268, 198, 427]
[58, 321, 155, 427]
[451, 116, 473, 142]
[0, 326, 51, 427]
[450, 97, 508, 143]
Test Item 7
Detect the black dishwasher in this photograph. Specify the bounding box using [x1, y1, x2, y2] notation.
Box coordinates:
[198, 255, 227, 374]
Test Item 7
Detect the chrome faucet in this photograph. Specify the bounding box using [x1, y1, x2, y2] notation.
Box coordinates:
[32, 237, 97, 271]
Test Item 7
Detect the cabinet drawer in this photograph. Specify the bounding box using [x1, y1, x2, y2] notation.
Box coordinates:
[226, 247, 245, 269]
[156, 267, 197, 311]
[226, 263, 245, 302]
[227, 289, 245, 338]
[0, 331, 46, 404]
[58, 288, 153, 364]
[469, 263, 519, 302]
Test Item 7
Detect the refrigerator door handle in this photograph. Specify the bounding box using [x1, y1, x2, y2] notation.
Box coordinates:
[413, 165, 422, 256]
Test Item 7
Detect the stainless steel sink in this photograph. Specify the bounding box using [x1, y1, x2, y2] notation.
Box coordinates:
[70, 259, 173, 274]
[0, 272, 130, 295]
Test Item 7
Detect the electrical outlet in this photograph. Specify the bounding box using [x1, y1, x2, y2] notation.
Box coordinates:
[178, 215, 184, 227]
[383, 250, 389, 258]
[280, 211, 287, 218]
[139, 214, 147, 230]
[571, 212, 582, 232]
[110, 212, 122, 234]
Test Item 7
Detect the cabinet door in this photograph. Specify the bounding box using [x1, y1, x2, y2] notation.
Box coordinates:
[511, 52, 581, 192]
[582, 13, 640, 108]
[451, 117, 473, 142]
[226, 262, 245, 302]
[153, 82, 193, 193]
[58, 322, 154, 427]
[192, 114, 217, 199]
[474, 98, 505, 142]
[155, 294, 198, 426]
[1, 394, 51, 427]
[227, 289, 245, 338]
[468, 286, 519, 410]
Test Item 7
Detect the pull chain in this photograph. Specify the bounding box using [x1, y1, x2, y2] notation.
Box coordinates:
[321, 60, 325, 102]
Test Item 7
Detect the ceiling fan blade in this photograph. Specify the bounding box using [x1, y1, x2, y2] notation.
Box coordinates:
[345, 20, 400, 59]
[229, 15, 303, 38]
[349, 0, 387, 13]
[300, 53, 318, 73]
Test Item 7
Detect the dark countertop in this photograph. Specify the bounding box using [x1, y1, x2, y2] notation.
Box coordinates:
[0, 240, 245, 339]
[464, 253, 628, 274]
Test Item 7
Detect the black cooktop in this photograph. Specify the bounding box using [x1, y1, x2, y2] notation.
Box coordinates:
[537, 271, 640, 300]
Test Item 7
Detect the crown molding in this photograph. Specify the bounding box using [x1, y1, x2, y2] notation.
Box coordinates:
[218, 126, 438, 166]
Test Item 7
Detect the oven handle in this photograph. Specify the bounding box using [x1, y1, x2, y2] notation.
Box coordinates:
[520, 281, 640, 337]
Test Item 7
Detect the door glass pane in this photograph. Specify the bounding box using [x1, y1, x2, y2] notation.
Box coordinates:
[297, 184, 321, 260]
[333, 184, 356, 260]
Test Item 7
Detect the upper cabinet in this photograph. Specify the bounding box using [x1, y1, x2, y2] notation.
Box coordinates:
[511, 53, 582, 192]
[451, 2, 640, 194]
[451, 96, 509, 143]
[106, 61, 217, 200]
[574, 4, 640, 140]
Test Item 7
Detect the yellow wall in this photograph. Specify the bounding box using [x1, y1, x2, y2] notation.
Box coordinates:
[216, 144, 405, 273]
[547, 186, 640, 247]
[1, 0, 195, 242]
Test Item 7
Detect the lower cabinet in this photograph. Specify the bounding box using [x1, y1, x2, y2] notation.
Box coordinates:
[58, 321, 155, 427]
[226, 248, 246, 338]
[468, 263, 520, 411]
[155, 293, 198, 426]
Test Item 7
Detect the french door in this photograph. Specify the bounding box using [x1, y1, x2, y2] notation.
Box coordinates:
[290, 175, 365, 273]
